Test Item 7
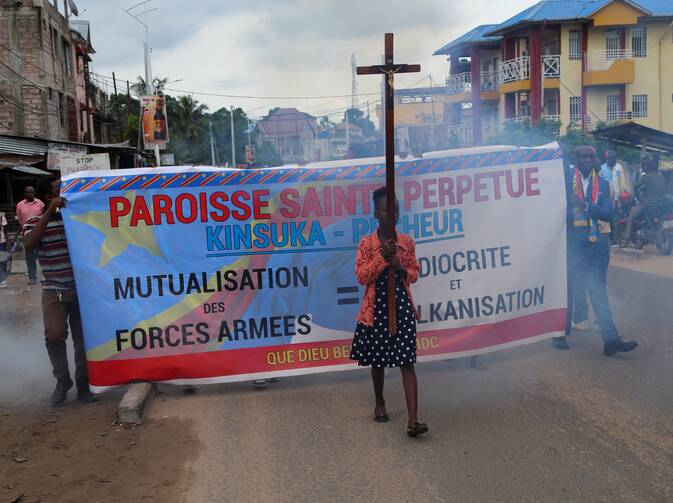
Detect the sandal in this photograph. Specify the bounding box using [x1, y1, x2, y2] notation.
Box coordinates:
[374, 412, 389, 423]
[407, 422, 428, 437]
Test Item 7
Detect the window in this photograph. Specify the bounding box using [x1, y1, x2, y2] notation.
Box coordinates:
[61, 38, 72, 75]
[569, 96, 582, 122]
[605, 29, 621, 59]
[569, 29, 582, 60]
[632, 94, 648, 117]
[607, 95, 621, 121]
[632, 26, 647, 57]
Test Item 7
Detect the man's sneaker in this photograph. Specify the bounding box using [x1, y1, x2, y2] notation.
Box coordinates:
[572, 320, 592, 331]
[604, 339, 638, 356]
[50, 378, 74, 406]
[552, 336, 570, 350]
[27, 278, 37, 286]
[253, 379, 269, 389]
[0, 281, 7, 288]
[77, 391, 98, 403]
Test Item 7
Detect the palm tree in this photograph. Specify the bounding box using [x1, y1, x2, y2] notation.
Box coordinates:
[169, 95, 209, 140]
[130, 76, 170, 97]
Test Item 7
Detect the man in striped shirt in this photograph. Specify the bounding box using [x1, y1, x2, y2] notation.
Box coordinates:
[23, 175, 96, 406]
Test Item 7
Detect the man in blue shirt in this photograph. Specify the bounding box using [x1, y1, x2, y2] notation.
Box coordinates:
[553, 146, 638, 356]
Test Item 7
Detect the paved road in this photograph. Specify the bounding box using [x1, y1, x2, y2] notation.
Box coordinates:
[2, 261, 671, 502]
[145, 263, 673, 502]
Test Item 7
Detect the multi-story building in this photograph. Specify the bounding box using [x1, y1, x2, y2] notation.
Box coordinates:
[0, 0, 97, 141]
[434, 0, 673, 145]
[255, 108, 320, 164]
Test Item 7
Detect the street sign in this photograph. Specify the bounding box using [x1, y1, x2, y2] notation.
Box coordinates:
[58, 153, 111, 176]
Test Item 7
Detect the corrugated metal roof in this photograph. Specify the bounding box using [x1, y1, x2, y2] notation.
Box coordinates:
[638, 0, 673, 16]
[434, 25, 502, 56]
[0, 136, 47, 156]
[486, 0, 668, 36]
[8, 165, 51, 175]
[70, 20, 90, 41]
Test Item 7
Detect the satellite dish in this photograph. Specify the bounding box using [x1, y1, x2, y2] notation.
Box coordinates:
[68, 0, 79, 16]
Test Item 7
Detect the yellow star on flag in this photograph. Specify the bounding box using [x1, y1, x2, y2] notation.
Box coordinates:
[72, 191, 164, 267]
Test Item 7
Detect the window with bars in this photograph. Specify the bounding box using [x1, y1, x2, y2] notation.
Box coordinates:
[569, 29, 582, 60]
[605, 29, 622, 60]
[632, 26, 647, 57]
[569, 96, 582, 122]
[607, 95, 621, 121]
[632, 95, 648, 117]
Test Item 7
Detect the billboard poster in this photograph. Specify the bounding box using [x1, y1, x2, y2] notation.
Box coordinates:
[140, 95, 169, 150]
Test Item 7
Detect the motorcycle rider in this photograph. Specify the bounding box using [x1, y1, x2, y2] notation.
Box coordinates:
[624, 157, 671, 243]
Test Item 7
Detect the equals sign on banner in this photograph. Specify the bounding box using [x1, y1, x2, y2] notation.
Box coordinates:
[336, 286, 360, 306]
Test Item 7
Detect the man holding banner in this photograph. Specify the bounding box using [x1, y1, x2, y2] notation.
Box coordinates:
[554, 146, 638, 356]
[23, 176, 97, 406]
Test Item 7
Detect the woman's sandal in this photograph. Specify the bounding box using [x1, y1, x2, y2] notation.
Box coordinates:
[374, 412, 389, 423]
[407, 422, 429, 437]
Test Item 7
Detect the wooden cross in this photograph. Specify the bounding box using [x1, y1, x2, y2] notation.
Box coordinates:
[357, 33, 420, 334]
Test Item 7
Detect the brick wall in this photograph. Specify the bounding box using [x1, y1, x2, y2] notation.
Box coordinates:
[0, 1, 79, 140]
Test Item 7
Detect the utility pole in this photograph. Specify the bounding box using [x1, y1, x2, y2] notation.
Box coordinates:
[230, 105, 236, 168]
[209, 120, 216, 166]
[124, 0, 160, 166]
[345, 110, 350, 153]
[429, 75, 436, 151]
[351, 53, 358, 110]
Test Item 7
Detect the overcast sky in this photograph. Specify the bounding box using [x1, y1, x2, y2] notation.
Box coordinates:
[72, 0, 534, 120]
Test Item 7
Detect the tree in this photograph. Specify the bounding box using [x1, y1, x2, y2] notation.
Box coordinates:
[169, 95, 209, 140]
[255, 140, 283, 167]
[319, 115, 333, 131]
[210, 107, 251, 167]
[126, 114, 139, 148]
[130, 76, 170, 97]
[166, 95, 209, 164]
[345, 108, 377, 138]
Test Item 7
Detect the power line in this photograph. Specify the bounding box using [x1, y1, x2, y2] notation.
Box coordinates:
[90, 71, 389, 100]
[0, 60, 49, 90]
[0, 41, 49, 76]
[0, 90, 61, 118]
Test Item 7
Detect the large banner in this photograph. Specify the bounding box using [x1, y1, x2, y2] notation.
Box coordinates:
[61, 145, 567, 392]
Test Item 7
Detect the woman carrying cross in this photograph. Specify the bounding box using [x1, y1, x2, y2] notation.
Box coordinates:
[349, 186, 428, 438]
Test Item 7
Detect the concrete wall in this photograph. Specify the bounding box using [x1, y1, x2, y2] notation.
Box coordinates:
[626, 22, 673, 131]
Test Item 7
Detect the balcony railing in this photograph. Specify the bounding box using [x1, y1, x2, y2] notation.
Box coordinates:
[446, 72, 471, 95]
[446, 122, 501, 145]
[499, 56, 530, 83]
[446, 123, 473, 144]
[504, 115, 531, 125]
[582, 110, 636, 130]
[542, 114, 561, 122]
[584, 49, 634, 72]
[542, 55, 560, 78]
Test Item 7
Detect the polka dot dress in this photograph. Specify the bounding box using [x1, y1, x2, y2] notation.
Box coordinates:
[350, 270, 417, 368]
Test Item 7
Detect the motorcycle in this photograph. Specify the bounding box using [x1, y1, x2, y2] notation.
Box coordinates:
[614, 191, 673, 255]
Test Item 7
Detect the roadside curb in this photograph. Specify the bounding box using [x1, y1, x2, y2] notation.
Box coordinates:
[611, 247, 646, 260]
[117, 382, 156, 425]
